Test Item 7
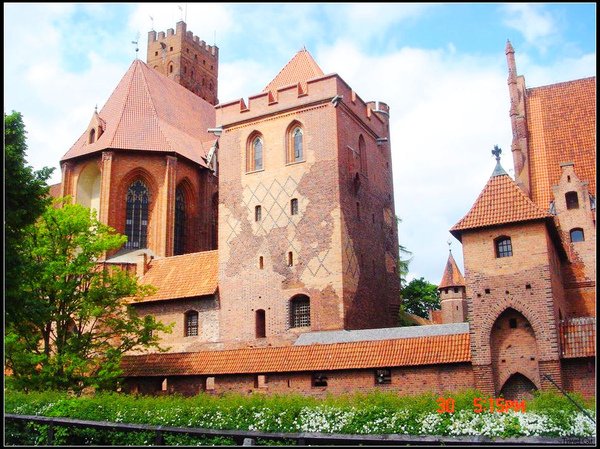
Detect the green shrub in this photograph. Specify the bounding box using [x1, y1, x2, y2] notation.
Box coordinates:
[4, 388, 596, 445]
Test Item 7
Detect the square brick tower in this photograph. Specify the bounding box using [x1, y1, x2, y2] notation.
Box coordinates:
[147, 21, 219, 105]
[215, 50, 400, 347]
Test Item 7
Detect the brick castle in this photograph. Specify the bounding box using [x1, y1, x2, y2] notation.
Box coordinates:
[54, 22, 595, 399]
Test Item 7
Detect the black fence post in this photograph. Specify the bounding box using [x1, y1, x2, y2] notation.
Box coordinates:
[47, 421, 55, 445]
[155, 427, 164, 445]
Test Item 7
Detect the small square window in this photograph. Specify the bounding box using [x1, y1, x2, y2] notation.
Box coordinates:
[312, 373, 328, 387]
[375, 369, 391, 385]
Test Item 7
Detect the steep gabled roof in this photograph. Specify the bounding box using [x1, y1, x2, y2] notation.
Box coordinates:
[133, 251, 218, 303]
[62, 60, 216, 166]
[439, 251, 465, 289]
[525, 77, 596, 209]
[451, 168, 552, 239]
[121, 332, 470, 376]
[263, 49, 325, 92]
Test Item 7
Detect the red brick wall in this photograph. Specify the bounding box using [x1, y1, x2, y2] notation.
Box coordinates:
[462, 221, 564, 393]
[561, 358, 596, 398]
[216, 74, 399, 345]
[131, 296, 220, 352]
[62, 152, 215, 258]
[490, 309, 540, 395]
[122, 363, 473, 398]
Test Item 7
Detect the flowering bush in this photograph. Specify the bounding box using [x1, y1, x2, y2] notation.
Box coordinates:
[4, 389, 595, 445]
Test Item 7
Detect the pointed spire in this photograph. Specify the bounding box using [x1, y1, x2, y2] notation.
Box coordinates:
[505, 39, 514, 54]
[491, 145, 508, 177]
[439, 248, 465, 289]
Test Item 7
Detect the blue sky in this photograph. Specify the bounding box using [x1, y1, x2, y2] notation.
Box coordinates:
[4, 3, 596, 285]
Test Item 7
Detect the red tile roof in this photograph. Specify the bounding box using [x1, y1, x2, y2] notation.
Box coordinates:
[132, 251, 218, 303]
[263, 49, 325, 93]
[560, 317, 596, 358]
[121, 333, 471, 376]
[439, 251, 465, 288]
[525, 77, 596, 209]
[451, 171, 552, 238]
[62, 60, 216, 167]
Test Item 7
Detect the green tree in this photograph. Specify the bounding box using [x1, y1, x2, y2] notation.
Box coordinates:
[4, 111, 54, 326]
[5, 199, 171, 393]
[400, 277, 440, 319]
[395, 216, 413, 288]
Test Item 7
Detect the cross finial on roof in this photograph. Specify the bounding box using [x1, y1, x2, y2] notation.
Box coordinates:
[94, 104, 98, 113]
[492, 144, 502, 162]
[447, 239, 452, 253]
[491, 145, 508, 177]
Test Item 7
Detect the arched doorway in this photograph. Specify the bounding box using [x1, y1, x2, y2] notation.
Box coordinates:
[76, 162, 101, 217]
[490, 308, 540, 396]
[500, 373, 538, 401]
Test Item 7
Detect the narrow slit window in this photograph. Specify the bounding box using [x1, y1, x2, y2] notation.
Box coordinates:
[291, 198, 298, 215]
[288, 251, 293, 267]
[259, 256, 264, 269]
[255, 205, 262, 222]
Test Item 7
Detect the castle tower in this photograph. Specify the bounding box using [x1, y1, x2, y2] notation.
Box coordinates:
[437, 248, 467, 323]
[147, 21, 219, 105]
[214, 50, 400, 347]
[450, 147, 567, 398]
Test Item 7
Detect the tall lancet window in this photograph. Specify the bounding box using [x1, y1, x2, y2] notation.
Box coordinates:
[125, 180, 149, 249]
[253, 137, 263, 171]
[174, 187, 186, 255]
[293, 127, 303, 161]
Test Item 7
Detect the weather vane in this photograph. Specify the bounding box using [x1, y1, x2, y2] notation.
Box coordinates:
[447, 239, 452, 252]
[492, 145, 502, 162]
[131, 32, 140, 59]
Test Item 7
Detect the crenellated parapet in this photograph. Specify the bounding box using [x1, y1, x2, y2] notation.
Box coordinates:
[216, 73, 388, 137]
[147, 21, 218, 105]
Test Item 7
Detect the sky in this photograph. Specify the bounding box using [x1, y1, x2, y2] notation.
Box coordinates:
[4, 3, 596, 284]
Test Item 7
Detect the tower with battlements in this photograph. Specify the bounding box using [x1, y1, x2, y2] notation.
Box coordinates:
[147, 21, 219, 105]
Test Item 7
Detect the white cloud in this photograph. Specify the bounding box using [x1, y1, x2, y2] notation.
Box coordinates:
[502, 4, 558, 53]
[318, 40, 515, 281]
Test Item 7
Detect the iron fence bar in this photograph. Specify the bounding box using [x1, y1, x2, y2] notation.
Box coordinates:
[543, 374, 596, 425]
[4, 414, 595, 446]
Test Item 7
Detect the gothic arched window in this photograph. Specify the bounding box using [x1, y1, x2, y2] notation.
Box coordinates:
[247, 135, 264, 172]
[125, 180, 149, 249]
[174, 187, 186, 255]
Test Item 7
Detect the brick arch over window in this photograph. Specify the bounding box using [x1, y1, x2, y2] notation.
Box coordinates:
[490, 308, 541, 395]
[286, 120, 304, 164]
[246, 131, 264, 172]
[499, 372, 538, 401]
[174, 178, 198, 255]
[117, 168, 158, 251]
[358, 134, 367, 175]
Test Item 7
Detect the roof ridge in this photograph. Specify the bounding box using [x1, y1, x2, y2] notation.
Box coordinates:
[137, 61, 175, 153]
[110, 60, 143, 148]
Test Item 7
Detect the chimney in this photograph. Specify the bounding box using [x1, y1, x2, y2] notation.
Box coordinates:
[136, 252, 149, 277]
